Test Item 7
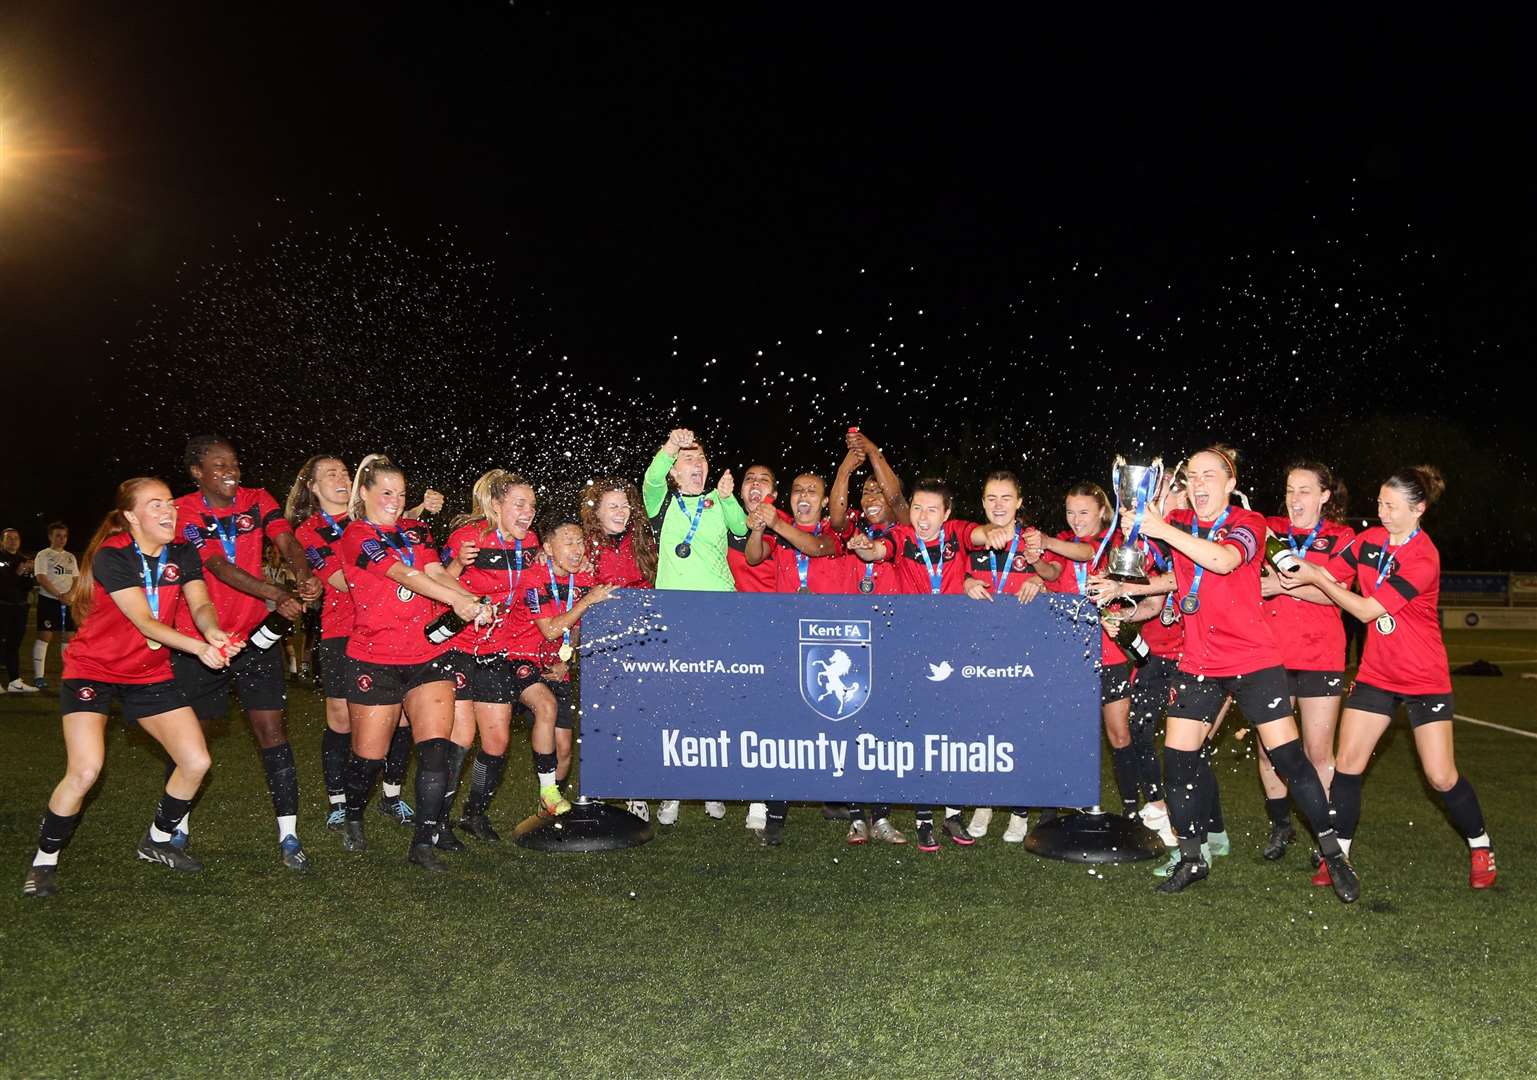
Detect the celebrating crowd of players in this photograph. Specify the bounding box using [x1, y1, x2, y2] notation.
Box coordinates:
[18, 428, 1496, 904]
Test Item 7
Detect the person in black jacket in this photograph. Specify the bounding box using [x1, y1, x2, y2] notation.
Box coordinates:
[1, 528, 40, 694]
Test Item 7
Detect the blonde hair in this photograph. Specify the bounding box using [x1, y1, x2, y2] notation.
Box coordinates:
[348, 454, 405, 521]
[464, 469, 534, 541]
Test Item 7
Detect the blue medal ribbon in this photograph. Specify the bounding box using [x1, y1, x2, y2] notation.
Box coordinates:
[202, 495, 239, 562]
[795, 522, 823, 592]
[547, 561, 576, 652]
[1183, 507, 1232, 611]
[1374, 528, 1420, 589]
[498, 530, 527, 602]
[1287, 520, 1324, 560]
[1073, 530, 1110, 596]
[131, 541, 169, 620]
[1142, 541, 1176, 619]
[674, 493, 706, 553]
[319, 510, 343, 537]
[914, 527, 946, 595]
[371, 524, 415, 568]
[989, 526, 1023, 594]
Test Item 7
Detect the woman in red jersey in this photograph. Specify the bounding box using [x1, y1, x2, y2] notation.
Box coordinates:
[1254, 461, 1356, 861]
[1282, 465, 1495, 889]
[580, 477, 658, 589]
[442, 469, 577, 830]
[337, 455, 491, 873]
[1125, 446, 1357, 901]
[1019, 483, 1140, 831]
[289, 455, 418, 832]
[21, 478, 241, 898]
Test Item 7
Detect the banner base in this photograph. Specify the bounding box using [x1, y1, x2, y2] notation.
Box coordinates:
[1023, 807, 1164, 864]
[513, 796, 654, 853]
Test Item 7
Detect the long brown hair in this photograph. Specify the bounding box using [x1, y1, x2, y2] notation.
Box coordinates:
[71, 477, 165, 624]
[1284, 460, 1349, 523]
[286, 454, 345, 526]
[1064, 481, 1113, 528]
[580, 477, 658, 584]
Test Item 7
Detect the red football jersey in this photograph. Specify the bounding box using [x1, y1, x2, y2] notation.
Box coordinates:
[881, 520, 977, 595]
[65, 534, 205, 685]
[1262, 516, 1356, 673]
[1165, 507, 1281, 678]
[442, 523, 542, 656]
[524, 566, 599, 669]
[340, 518, 448, 665]
[842, 517, 901, 595]
[964, 523, 1040, 598]
[1329, 526, 1451, 695]
[1130, 539, 1184, 658]
[769, 519, 848, 594]
[591, 529, 652, 589]
[173, 487, 293, 639]
[295, 511, 355, 640]
[727, 506, 791, 592]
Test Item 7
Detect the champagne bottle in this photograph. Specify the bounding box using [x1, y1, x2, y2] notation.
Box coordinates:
[424, 596, 490, 645]
[1265, 534, 1301, 574]
[248, 610, 294, 651]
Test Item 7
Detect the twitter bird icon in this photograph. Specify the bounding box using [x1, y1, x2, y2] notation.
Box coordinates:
[926, 661, 954, 682]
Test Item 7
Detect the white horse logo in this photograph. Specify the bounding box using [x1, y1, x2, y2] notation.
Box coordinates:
[811, 649, 862, 716]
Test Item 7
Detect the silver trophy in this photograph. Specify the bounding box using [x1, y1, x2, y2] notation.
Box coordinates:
[1107, 455, 1164, 583]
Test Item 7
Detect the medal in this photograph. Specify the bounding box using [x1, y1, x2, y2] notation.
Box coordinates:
[859, 578, 874, 594]
[1375, 613, 1396, 635]
[146, 638, 163, 651]
[672, 493, 706, 561]
[1180, 594, 1200, 615]
[1160, 605, 1178, 626]
[675, 542, 692, 559]
[548, 562, 578, 663]
[558, 642, 573, 662]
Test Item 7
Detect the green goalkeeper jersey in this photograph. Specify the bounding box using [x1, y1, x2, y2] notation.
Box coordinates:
[643, 450, 747, 591]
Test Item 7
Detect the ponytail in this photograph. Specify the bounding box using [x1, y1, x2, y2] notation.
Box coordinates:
[71, 477, 164, 624]
[348, 454, 404, 521]
[1385, 464, 1446, 510]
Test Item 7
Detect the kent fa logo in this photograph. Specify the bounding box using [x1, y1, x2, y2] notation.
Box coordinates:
[799, 619, 871, 720]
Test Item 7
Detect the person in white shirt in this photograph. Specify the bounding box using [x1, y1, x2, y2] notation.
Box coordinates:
[32, 522, 79, 690]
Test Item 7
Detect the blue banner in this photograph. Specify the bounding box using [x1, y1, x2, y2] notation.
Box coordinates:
[578, 591, 1105, 805]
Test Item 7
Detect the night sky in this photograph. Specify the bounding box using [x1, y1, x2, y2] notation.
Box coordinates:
[2, 8, 1533, 565]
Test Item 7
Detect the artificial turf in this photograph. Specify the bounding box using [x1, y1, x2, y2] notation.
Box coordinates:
[1, 628, 1532, 1079]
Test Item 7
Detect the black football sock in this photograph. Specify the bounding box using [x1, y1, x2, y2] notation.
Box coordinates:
[914, 807, 934, 825]
[1129, 715, 1163, 802]
[532, 749, 558, 789]
[259, 742, 300, 819]
[1265, 796, 1293, 828]
[871, 804, 891, 822]
[321, 729, 350, 804]
[412, 738, 451, 847]
[1268, 738, 1336, 842]
[151, 790, 193, 841]
[1162, 747, 1204, 842]
[441, 742, 469, 824]
[766, 801, 788, 825]
[344, 755, 385, 822]
[848, 806, 867, 823]
[466, 751, 508, 817]
[33, 809, 81, 865]
[1330, 772, 1363, 841]
[1439, 776, 1488, 841]
[382, 724, 413, 799]
[1110, 744, 1140, 812]
[1204, 755, 1226, 834]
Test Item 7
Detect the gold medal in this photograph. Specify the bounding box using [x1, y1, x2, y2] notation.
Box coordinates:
[558, 642, 573, 663]
[145, 638, 163, 651]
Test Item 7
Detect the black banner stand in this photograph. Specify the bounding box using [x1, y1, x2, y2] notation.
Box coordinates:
[1023, 805, 1165, 864]
[513, 795, 654, 852]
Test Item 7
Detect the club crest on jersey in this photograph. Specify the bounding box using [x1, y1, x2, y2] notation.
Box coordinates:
[1313, 538, 1329, 551]
[356, 674, 374, 692]
[76, 686, 98, 702]
[161, 562, 181, 583]
[453, 670, 468, 691]
[1012, 555, 1028, 571]
[799, 619, 872, 721]
[401, 528, 422, 545]
[234, 513, 255, 533]
[395, 584, 415, 603]
[515, 662, 536, 680]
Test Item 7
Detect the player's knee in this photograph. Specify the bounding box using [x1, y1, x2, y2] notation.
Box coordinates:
[66, 761, 102, 794]
[1424, 764, 1459, 792]
[179, 748, 213, 781]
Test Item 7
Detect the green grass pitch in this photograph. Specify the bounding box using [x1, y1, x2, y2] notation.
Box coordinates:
[2, 628, 1533, 1079]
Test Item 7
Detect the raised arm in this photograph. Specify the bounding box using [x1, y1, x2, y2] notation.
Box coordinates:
[829, 447, 863, 533]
